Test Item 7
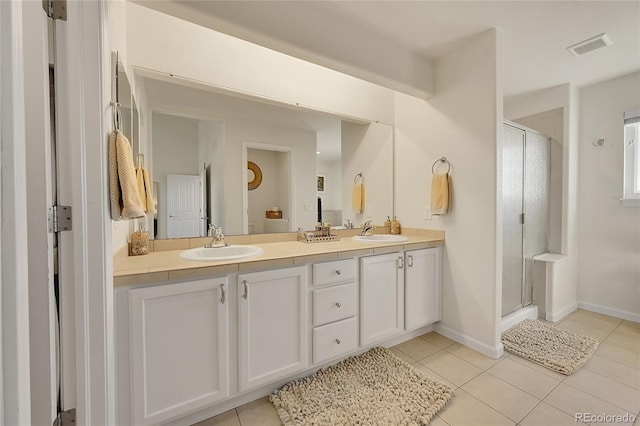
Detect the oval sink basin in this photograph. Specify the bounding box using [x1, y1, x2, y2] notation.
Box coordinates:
[180, 245, 264, 262]
[352, 235, 408, 243]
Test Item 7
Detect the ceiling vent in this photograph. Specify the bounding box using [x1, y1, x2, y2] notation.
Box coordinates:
[567, 33, 612, 56]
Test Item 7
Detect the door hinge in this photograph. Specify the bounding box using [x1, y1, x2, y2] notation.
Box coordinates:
[48, 205, 72, 233]
[42, 0, 67, 21]
[53, 408, 75, 426]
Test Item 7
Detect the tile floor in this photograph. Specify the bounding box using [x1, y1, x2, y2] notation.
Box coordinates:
[194, 309, 640, 426]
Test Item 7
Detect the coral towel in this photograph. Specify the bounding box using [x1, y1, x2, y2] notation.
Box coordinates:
[352, 183, 365, 213]
[109, 130, 145, 220]
[431, 173, 450, 215]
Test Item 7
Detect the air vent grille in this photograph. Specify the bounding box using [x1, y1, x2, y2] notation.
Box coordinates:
[567, 33, 612, 56]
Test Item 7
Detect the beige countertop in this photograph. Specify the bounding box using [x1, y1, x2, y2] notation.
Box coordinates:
[114, 230, 444, 287]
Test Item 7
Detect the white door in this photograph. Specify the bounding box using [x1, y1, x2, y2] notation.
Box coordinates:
[405, 247, 442, 330]
[129, 278, 229, 425]
[167, 174, 202, 238]
[360, 253, 404, 346]
[238, 267, 308, 392]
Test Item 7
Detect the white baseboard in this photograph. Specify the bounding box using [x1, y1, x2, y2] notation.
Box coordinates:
[546, 302, 578, 323]
[435, 323, 503, 359]
[578, 302, 640, 323]
[500, 306, 538, 332]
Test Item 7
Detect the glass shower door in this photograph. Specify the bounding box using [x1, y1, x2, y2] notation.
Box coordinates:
[502, 124, 525, 316]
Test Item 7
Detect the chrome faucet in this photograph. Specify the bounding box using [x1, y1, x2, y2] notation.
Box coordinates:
[359, 221, 375, 236]
[344, 219, 353, 229]
[205, 224, 229, 248]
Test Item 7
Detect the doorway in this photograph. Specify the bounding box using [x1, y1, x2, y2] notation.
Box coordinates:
[502, 122, 551, 317]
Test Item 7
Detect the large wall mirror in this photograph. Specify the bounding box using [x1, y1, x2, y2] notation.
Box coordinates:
[126, 71, 393, 239]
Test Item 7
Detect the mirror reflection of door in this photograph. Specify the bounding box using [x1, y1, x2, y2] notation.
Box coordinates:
[166, 174, 202, 238]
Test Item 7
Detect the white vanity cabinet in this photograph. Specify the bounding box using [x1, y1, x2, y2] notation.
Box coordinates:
[360, 252, 405, 346]
[405, 247, 442, 330]
[237, 266, 308, 392]
[311, 259, 359, 364]
[128, 277, 230, 425]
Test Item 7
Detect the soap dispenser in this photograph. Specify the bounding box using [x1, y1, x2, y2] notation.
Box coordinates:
[384, 216, 391, 229]
[390, 216, 401, 235]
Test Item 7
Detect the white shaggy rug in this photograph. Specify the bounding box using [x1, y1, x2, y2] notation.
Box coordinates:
[501, 319, 599, 375]
[270, 346, 453, 425]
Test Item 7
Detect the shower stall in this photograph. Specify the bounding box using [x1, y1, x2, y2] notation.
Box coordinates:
[502, 122, 551, 317]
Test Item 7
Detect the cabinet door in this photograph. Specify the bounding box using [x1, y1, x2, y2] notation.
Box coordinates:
[360, 253, 404, 346]
[405, 247, 442, 330]
[238, 266, 308, 391]
[129, 277, 229, 425]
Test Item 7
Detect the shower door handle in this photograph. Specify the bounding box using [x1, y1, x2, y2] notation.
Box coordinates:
[520, 213, 525, 224]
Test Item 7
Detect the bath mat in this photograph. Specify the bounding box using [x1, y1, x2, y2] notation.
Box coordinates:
[270, 346, 453, 425]
[501, 319, 599, 375]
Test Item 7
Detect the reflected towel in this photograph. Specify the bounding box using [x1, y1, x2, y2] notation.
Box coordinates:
[142, 168, 156, 214]
[108, 130, 145, 220]
[136, 167, 146, 211]
[431, 173, 450, 215]
[352, 183, 365, 213]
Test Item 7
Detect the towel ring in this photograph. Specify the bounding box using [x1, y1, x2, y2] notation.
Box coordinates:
[111, 102, 122, 132]
[431, 157, 451, 175]
[354, 172, 364, 184]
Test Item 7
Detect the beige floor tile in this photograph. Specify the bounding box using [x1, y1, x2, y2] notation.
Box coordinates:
[487, 357, 560, 399]
[584, 354, 640, 390]
[556, 318, 615, 342]
[389, 346, 416, 364]
[622, 320, 640, 329]
[563, 368, 640, 413]
[419, 351, 483, 387]
[519, 402, 583, 426]
[604, 332, 640, 353]
[395, 337, 441, 361]
[568, 309, 624, 326]
[544, 384, 634, 422]
[508, 353, 567, 381]
[445, 343, 500, 370]
[461, 372, 539, 422]
[236, 396, 282, 426]
[613, 324, 640, 339]
[437, 389, 514, 426]
[420, 332, 456, 349]
[597, 342, 640, 369]
[192, 409, 240, 426]
[412, 362, 458, 390]
[428, 415, 451, 426]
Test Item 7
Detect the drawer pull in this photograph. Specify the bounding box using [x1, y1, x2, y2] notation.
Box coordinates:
[335, 270, 341, 275]
[335, 339, 341, 344]
[335, 302, 342, 308]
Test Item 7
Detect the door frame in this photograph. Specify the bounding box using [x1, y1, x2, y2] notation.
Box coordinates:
[54, 1, 115, 424]
[241, 142, 295, 234]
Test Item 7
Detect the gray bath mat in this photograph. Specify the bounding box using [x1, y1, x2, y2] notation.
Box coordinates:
[501, 319, 599, 375]
[270, 346, 453, 425]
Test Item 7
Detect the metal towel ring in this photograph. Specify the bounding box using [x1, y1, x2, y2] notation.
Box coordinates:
[354, 172, 364, 184]
[431, 157, 451, 175]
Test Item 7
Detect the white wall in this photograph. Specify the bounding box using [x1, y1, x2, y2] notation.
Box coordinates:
[152, 112, 200, 239]
[126, 2, 395, 125]
[317, 158, 342, 210]
[341, 122, 394, 227]
[505, 84, 580, 321]
[395, 30, 502, 356]
[577, 72, 640, 321]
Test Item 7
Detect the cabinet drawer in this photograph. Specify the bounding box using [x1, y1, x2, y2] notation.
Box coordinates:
[313, 317, 358, 364]
[312, 283, 357, 326]
[313, 259, 356, 286]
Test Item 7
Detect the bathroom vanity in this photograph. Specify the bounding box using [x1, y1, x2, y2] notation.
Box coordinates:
[114, 232, 443, 425]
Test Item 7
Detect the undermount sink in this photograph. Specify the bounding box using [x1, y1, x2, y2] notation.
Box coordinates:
[352, 235, 408, 243]
[180, 245, 264, 262]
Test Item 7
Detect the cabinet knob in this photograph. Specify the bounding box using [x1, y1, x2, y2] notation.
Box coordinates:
[335, 302, 342, 308]
[335, 339, 341, 344]
[335, 270, 341, 275]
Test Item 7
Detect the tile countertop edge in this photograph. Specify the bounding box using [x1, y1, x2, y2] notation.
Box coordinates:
[113, 235, 445, 286]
